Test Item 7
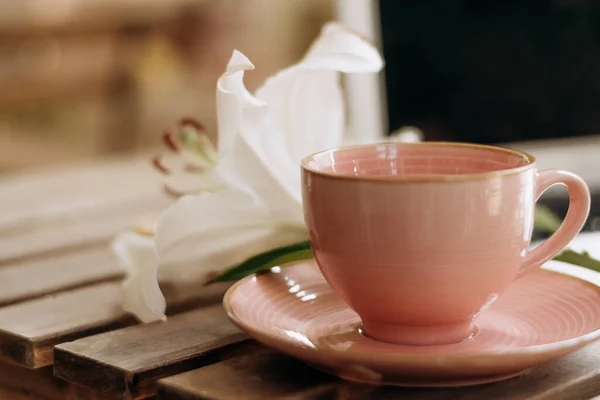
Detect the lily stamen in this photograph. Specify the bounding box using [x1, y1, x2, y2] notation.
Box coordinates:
[162, 130, 179, 152]
[180, 117, 205, 132]
[183, 163, 207, 174]
[152, 157, 171, 175]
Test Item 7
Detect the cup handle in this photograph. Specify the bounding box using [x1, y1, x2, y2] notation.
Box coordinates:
[517, 169, 591, 278]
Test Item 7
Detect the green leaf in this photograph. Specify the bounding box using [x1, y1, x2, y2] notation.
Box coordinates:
[554, 249, 600, 273]
[207, 241, 313, 283]
[534, 204, 600, 272]
[534, 204, 562, 234]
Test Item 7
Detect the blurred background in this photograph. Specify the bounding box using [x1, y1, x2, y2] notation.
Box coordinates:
[380, 1, 600, 144]
[0, 0, 334, 172]
[2, 0, 600, 173]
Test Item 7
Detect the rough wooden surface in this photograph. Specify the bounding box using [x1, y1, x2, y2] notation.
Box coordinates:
[0, 278, 229, 368]
[0, 246, 123, 307]
[351, 342, 600, 400]
[0, 154, 224, 370]
[0, 203, 164, 266]
[0, 155, 161, 214]
[0, 360, 119, 400]
[156, 348, 373, 400]
[154, 341, 600, 400]
[0, 282, 131, 368]
[0, 156, 171, 265]
[54, 305, 248, 399]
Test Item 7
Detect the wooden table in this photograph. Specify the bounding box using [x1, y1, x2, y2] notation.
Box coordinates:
[1, 156, 600, 400]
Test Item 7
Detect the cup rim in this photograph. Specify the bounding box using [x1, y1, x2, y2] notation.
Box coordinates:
[301, 142, 536, 183]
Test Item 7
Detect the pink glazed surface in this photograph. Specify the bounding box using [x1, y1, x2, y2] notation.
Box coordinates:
[301, 142, 590, 345]
[224, 260, 600, 386]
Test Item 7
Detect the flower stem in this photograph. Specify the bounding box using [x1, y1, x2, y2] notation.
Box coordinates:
[534, 205, 600, 272]
[206, 241, 312, 283]
[554, 249, 600, 273]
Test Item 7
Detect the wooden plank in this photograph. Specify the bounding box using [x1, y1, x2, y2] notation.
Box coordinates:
[0, 195, 168, 266]
[0, 156, 162, 231]
[0, 387, 43, 400]
[0, 155, 158, 215]
[0, 360, 118, 400]
[156, 342, 600, 400]
[0, 279, 228, 368]
[350, 342, 600, 400]
[0, 282, 130, 368]
[54, 305, 248, 399]
[0, 155, 171, 265]
[0, 246, 123, 306]
[156, 348, 374, 400]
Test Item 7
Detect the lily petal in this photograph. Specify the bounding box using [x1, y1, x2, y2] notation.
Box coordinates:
[162, 169, 224, 198]
[301, 22, 384, 73]
[253, 22, 384, 164]
[112, 231, 166, 323]
[216, 50, 265, 156]
[215, 49, 303, 218]
[155, 189, 308, 284]
[215, 131, 304, 219]
[388, 126, 424, 143]
[215, 22, 384, 210]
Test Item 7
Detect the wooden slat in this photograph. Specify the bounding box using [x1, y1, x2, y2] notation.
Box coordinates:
[156, 348, 373, 400]
[0, 246, 123, 306]
[351, 342, 600, 400]
[155, 342, 600, 400]
[0, 195, 168, 266]
[0, 278, 229, 368]
[0, 360, 118, 400]
[0, 154, 171, 265]
[0, 387, 43, 400]
[0, 282, 130, 368]
[54, 305, 248, 399]
[0, 155, 159, 214]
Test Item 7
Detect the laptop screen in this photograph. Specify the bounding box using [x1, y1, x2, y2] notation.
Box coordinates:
[379, 1, 600, 144]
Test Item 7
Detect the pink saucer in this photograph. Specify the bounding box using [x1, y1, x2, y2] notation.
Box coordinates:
[224, 260, 600, 387]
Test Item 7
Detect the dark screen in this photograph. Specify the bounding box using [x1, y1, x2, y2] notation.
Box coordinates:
[379, 0, 600, 144]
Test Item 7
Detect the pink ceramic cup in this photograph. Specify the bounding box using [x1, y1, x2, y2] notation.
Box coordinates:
[301, 142, 590, 346]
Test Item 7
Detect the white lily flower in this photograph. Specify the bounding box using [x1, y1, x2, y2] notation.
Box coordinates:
[112, 231, 166, 323]
[115, 22, 385, 323]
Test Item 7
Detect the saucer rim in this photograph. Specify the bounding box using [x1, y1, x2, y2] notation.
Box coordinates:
[223, 259, 600, 364]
